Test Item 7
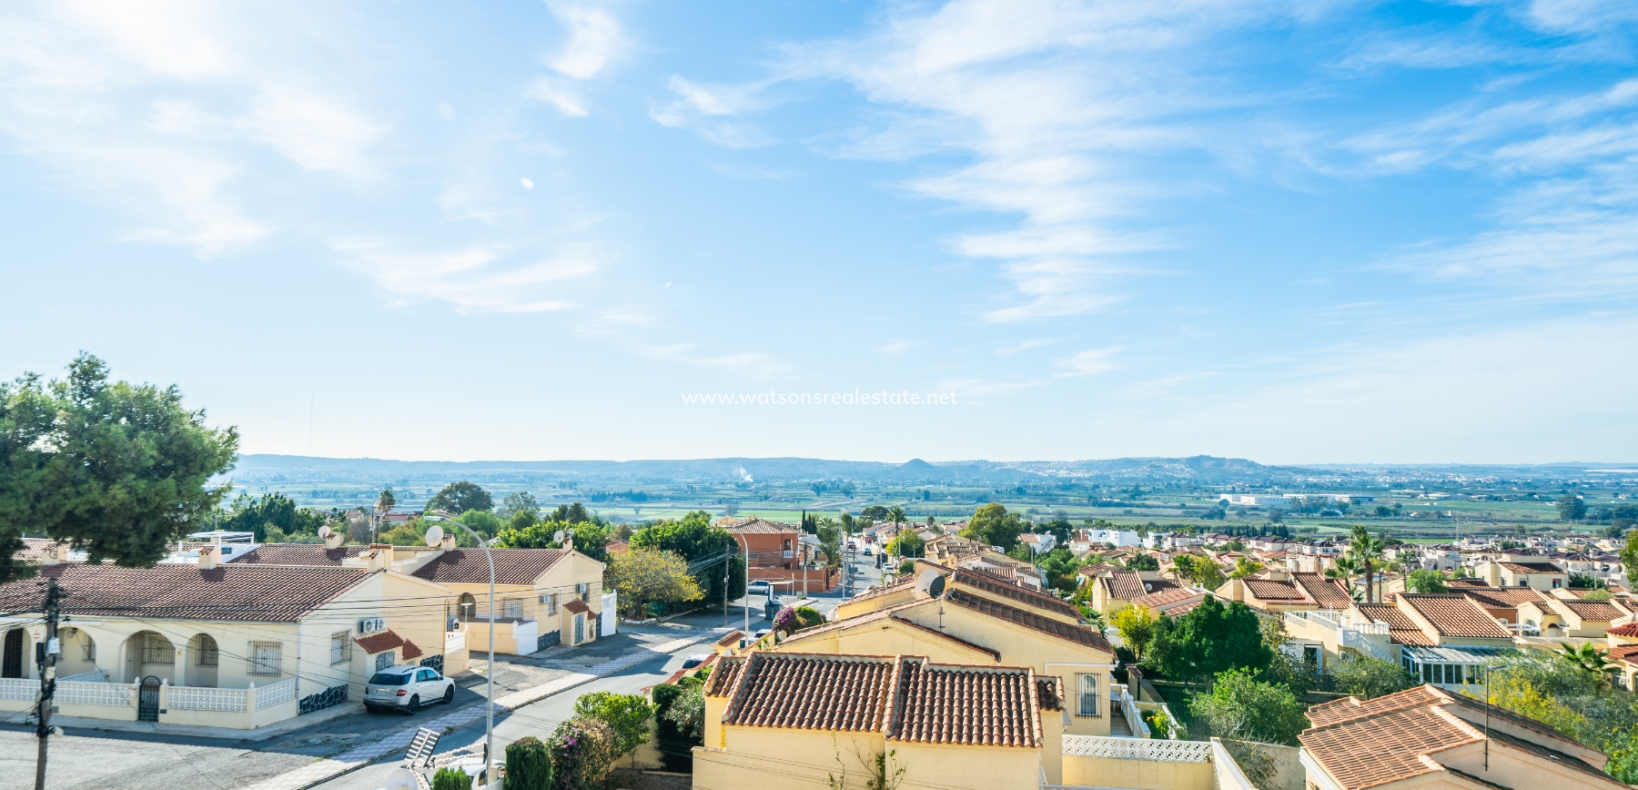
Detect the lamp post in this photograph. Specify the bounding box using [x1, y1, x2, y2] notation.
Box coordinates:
[443, 520, 496, 787]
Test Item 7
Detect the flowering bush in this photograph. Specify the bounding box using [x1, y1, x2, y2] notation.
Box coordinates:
[547, 718, 615, 790]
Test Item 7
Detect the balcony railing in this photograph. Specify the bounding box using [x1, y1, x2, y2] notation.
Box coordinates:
[1062, 735, 1212, 762]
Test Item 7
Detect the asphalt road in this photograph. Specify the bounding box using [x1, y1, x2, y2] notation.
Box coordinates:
[309, 641, 701, 790]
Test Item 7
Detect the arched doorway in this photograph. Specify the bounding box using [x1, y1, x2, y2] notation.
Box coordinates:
[458, 593, 477, 622]
[122, 631, 177, 685]
[1, 628, 28, 679]
[185, 634, 219, 687]
[56, 627, 98, 679]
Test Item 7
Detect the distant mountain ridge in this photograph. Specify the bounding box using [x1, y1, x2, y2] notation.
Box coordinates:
[229, 454, 1631, 487]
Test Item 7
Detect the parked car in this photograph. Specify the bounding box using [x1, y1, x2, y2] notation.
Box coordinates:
[364, 664, 456, 714]
[681, 653, 710, 669]
[746, 580, 772, 595]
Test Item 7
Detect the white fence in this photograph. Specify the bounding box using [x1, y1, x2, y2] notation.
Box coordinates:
[1062, 735, 1214, 763]
[169, 684, 248, 712]
[255, 678, 297, 710]
[0, 678, 35, 702]
[59, 680, 132, 707]
[60, 668, 106, 683]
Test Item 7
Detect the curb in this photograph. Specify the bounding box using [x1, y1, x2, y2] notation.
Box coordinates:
[239, 630, 722, 790]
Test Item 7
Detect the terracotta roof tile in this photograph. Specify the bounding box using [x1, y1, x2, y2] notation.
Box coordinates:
[950, 567, 1081, 619]
[1244, 578, 1308, 601]
[354, 629, 407, 655]
[1355, 603, 1417, 631]
[1036, 676, 1065, 712]
[720, 518, 797, 535]
[1399, 594, 1512, 639]
[944, 589, 1112, 654]
[1557, 599, 1627, 622]
[1302, 701, 1481, 790]
[1608, 645, 1638, 665]
[411, 548, 569, 585]
[231, 543, 367, 566]
[720, 652, 1044, 748]
[1606, 622, 1638, 637]
[1132, 587, 1202, 614]
[401, 639, 423, 660]
[841, 576, 917, 606]
[705, 655, 746, 697]
[1102, 570, 1149, 600]
[1293, 573, 1355, 609]
[564, 598, 591, 614]
[1458, 587, 1548, 610]
[0, 563, 370, 623]
[1501, 562, 1563, 574]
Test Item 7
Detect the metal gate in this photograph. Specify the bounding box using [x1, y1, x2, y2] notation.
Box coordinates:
[138, 676, 162, 722]
[1, 629, 21, 678]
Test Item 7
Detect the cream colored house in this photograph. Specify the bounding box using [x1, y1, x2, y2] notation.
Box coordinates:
[1302, 685, 1624, 790]
[1476, 558, 1567, 591]
[775, 566, 1120, 739]
[1515, 597, 1632, 638]
[1215, 571, 1353, 613]
[0, 546, 454, 730]
[1093, 570, 1179, 616]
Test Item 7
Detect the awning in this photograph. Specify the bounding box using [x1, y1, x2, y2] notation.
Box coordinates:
[1401, 645, 1511, 664]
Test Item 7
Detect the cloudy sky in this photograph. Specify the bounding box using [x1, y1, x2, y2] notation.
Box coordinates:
[3, 0, 1636, 464]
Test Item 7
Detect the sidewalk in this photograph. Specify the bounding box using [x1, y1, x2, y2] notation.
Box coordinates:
[239, 629, 723, 790]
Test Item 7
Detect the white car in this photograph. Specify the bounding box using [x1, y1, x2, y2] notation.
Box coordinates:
[746, 580, 772, 595]
[364, 664, 456, 714]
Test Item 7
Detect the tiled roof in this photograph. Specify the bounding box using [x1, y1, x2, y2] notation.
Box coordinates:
[841, 575, 917, 606]
[720, 518, 797, 534]
[1608, 645, 1638, 665]
[1606, 622, 1638, 637]
[1501, 562, 1563, 574]
[944, 589, 1113, 654]
[1036, 676, 1064, 712]
[1302, 703, 1480, 790]
[354, 629, 407, 655]
[231, 543, 367, 566]
[564, 598, 591, 614]
[401, 639, 423, 660]
[1244, 579, 1308, 601]
[1398, 594, 1512, 639]
[720, 652, 1044, 748]
[1293, 573, 1355, 608]
[1355, 603, 1418, 631]
[1133, 587, 1202, 614]
[0, 563, 371, 623]
[1557, 599, 1627, 622]
[705, 655, 746, 697]
[410, 548, 568, 585]
[1101, 570, 1177, 602]
[950, 567, 1081, 619]
[1458, 587, 1547, 610]
[715, 630, 745, 648]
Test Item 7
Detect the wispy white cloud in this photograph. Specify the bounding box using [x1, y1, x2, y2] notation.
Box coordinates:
[529, 77, 589, 117]
[544, 1, 623, 80]
[1053, 347, 1120, 377]
[649, 76, 773, 148]
[332, 240, 599, 314]
[879, 340, 916, 356]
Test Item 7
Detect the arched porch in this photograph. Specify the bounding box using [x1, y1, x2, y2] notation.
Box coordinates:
[56, 627, 98, 679]
[121, 630, 178, 685]
[184, 633, 219, 687]
[1, 627, 32, 679]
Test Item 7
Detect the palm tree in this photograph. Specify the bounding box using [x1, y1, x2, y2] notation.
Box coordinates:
[887, 505, 908, 552]
[1348, 525, 1386, 604]
[1557, 642, 1617, 683]
[1326, 555, 1361, 600]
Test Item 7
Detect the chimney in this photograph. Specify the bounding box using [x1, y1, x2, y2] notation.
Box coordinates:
[197, 545, 219, 570]
[324, 530, 344, 550]
[563, 535, 574, 554]
[366, 544, 391, 572]
[439, 534, 456, 551]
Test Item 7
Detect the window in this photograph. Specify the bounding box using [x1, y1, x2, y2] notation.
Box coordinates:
[249, 641, 282, 676]
[577, 583, 590, 603]
[504, 599, 523, 619]
[546, 593, 558, 616]
[195, 635, 218, 667]
[376, 651, 395, 671]
[330, 632, 351, 666]
[142, 633, 174, 665]
[1552, 578, 1562, 589]
[1076, 673, 1099, 717]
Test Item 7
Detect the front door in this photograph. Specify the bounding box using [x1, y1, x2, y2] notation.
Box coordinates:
[138, 676, 161, 722]
[1, 629, 22, 678]
[573, 615, 583, 645]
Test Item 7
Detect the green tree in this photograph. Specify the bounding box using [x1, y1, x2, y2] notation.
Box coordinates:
[1173, 554, 1225, 590]
[428, 481, 493, 514]
[1148, 597, 1272, 683]
[549, 502, 594, 524]
[573, 692, 656, 762]
[1330, 656, 1415, 699]
[1111, 605, 1159, 662]
[630, 511, 745, 603]
[1557, 642, 1618, 684]
[376, 487, 396, 514]
[1124, 554, 1160, 572]
[505, 736, 553, 790]
[455, 509, 504, 538]
[887, 529, 924, 558]
[1407, 569, 1449, 594]
[817, 520, 843, 568]
[221, 492, 328, 542]
[1347, 526, 1386, 604]
[605, 547, 703, 618]
[431, 767, 470, 790]
[1189, 668, 1308, 745]
[0, 354, 239, 583]
[1624, 530, 1638, 588]
[1557, 494, 1588, 522]
[962, 503, 1025, 551]
[663, 684, 706, 743]
[498, 491, 540, 519]
[1325, 555, 1361, 599]
[1228, 556, 1264, 579]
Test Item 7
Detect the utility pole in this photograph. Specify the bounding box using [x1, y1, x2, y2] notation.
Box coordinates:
[34, 576, 62, 790]
[722, 550, 730, 629]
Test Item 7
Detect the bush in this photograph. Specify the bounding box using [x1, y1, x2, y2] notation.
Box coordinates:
[572, 692, 655, 760]
[548, 718, 615, 790]
[1189, 668, 1307, 745]
[432, 767, 470, 790]
[1330, 656, 1414, 700]
[793, 605, 825, 629]
[505, 736, 551, 790]
[664, 684, 707, 743]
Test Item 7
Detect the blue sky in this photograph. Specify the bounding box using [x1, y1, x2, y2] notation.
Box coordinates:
[3, 0, 1637, 464]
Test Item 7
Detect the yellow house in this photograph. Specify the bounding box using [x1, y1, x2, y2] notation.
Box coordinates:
[0, 547, 454, 730]
[1093, 570, 1180, 617]
[1605, 621, 1638, 690]
[1302, 685, 1624, 790]
[776, 567, 1119, 739]
[1215, 571, 1353, 613]
[403, 546, 606, 654]
[1475, 559, 1568, 591]
[1516, 597, 1632, 638]
[694, 651, 1059, 790]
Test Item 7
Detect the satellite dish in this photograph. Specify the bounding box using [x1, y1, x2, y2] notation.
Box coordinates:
[914, 569, 946, 599]
[318, 526, 332, 539]
[553, 530, 566, 544]
[382, 768, 418, 790]
[424, 525, 444, 547]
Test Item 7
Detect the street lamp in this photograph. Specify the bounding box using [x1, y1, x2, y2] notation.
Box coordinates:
[435, 520, 496, 787]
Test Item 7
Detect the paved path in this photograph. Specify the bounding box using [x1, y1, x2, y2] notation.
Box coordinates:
[241, 630, 721, 790]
